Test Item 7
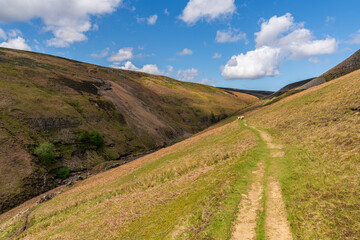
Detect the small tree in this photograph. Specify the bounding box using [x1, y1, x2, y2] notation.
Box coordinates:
[79, 130, 90, 142]
[209, 111, 216, 123]
[56, 167, 71, 179]
[89, 131, 104, 147]
[34, 142, 56, 164]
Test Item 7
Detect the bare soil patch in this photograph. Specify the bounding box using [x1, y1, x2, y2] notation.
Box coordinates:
[231, 162, 265, 240]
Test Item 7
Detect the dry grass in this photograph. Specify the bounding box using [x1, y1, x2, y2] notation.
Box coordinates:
[247, 69, 360, 239]
[0, 120, 262, 239]
[0, 47, 257, 214]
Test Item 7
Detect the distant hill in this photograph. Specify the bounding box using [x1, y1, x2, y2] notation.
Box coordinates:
[219, 87, 274, 99]
[266, 49, 360, 99]
[298, 49, 360, 91]
[265, 78, 314, 99]
[0, 48, 257, 213]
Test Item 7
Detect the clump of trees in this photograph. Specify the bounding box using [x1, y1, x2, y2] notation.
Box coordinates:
[34, 142, 56, 164]
[79, 130, 104, 148]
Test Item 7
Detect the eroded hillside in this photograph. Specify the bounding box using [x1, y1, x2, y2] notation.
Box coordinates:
[0, 48, 257, 214]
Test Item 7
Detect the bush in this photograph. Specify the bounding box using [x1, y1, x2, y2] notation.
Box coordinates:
[79, 130, 90, 142]
[34, 142, 56, 164]
[79, 130, 103, 148]
[56, 167, 71, 179]
[89, 131, 104, 147]
[209, 111, 216, 123]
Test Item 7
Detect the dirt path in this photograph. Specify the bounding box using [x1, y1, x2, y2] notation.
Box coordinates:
[266, 178, 293, 240]
[255, 128, 293, 240]
[231, 162, 265, 240]
[231, 122, 292, 239]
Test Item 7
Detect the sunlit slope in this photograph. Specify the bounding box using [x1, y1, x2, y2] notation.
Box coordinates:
[0, 47, 257, 214]
[0, 119, 268, 239]
[247, 69, 360, 239]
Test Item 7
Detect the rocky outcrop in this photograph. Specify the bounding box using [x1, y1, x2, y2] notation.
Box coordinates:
[28, 118, 81, 130]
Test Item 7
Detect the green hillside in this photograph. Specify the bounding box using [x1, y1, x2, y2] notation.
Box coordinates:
[0, 48, 257, 214]
[1, 64, 359, 239]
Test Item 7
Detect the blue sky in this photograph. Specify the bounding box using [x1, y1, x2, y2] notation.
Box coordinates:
[0, 0, 360, 91]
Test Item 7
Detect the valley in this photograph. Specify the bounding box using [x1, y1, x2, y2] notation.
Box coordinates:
[0, 48, 359, 239]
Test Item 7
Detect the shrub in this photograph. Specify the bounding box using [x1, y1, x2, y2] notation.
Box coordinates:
[210, 111, 216, 123]
[34, 142, 56, 164]
[79, 130, 90, 142]
[89, 131, 104, 147]
[79, 130, 104, 148]
[56, 167, 71, 179]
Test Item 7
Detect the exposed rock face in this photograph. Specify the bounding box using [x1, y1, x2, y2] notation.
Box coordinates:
[29, 118, 81, 130]
[297, 77, 326, 90]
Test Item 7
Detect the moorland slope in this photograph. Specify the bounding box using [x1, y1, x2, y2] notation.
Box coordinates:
[1, 57, 359, 239]
[0, 48, 256, 214]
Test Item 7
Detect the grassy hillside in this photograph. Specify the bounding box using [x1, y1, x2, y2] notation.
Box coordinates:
[247, 69, 360, 239]
[0, 47, 257, 214]
[1, 49, 359, 239]
[0, 118, 267, 239]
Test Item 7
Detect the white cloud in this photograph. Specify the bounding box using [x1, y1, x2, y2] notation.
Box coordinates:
[222, 13, 337, 80]
[348, 30, 360, 44]
[91, 48, 109, 58]
[0, 36, 31, 51]
[222, 46, 282, 80]
[167, 65, 174, 73]
[177, 48, 193, 55]
[164, 9, 170, 16]
[199, 78, 216, 85]
[8, 29, 22, 38]
[0, 28, 7, 40]
[177, 68, 199, 81]
[107, 47, 133, 62]
[255, 13, 296, 47]
[141, 64, 162, 75]
[116, 61, 163, 75]
[309, 57, 320, 63]
[147, 15, 158, 25]
[180, 0, 236, 25]
[0, 0, 122, 47]
[216, 29, 247, 43]
[212, 53, 222, 59]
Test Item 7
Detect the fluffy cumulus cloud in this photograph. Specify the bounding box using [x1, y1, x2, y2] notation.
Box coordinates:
[107, 47, 134, 62]
[222, 47, 282, 79]
[147, 15, 158, 25]
[216, 29, 247, 43]
[180, 0, 236, 25]
[116, 61, 163, 75]
[177, 48, 193, 55]
[0, 37, 32, 51]
[222, 13, 337, 80]
[0, 0, 122, 47]
[0, 28, 31, 50]
[177, 68, 199, 81]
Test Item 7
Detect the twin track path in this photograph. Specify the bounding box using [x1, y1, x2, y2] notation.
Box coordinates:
[231, 122, 293, 240]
